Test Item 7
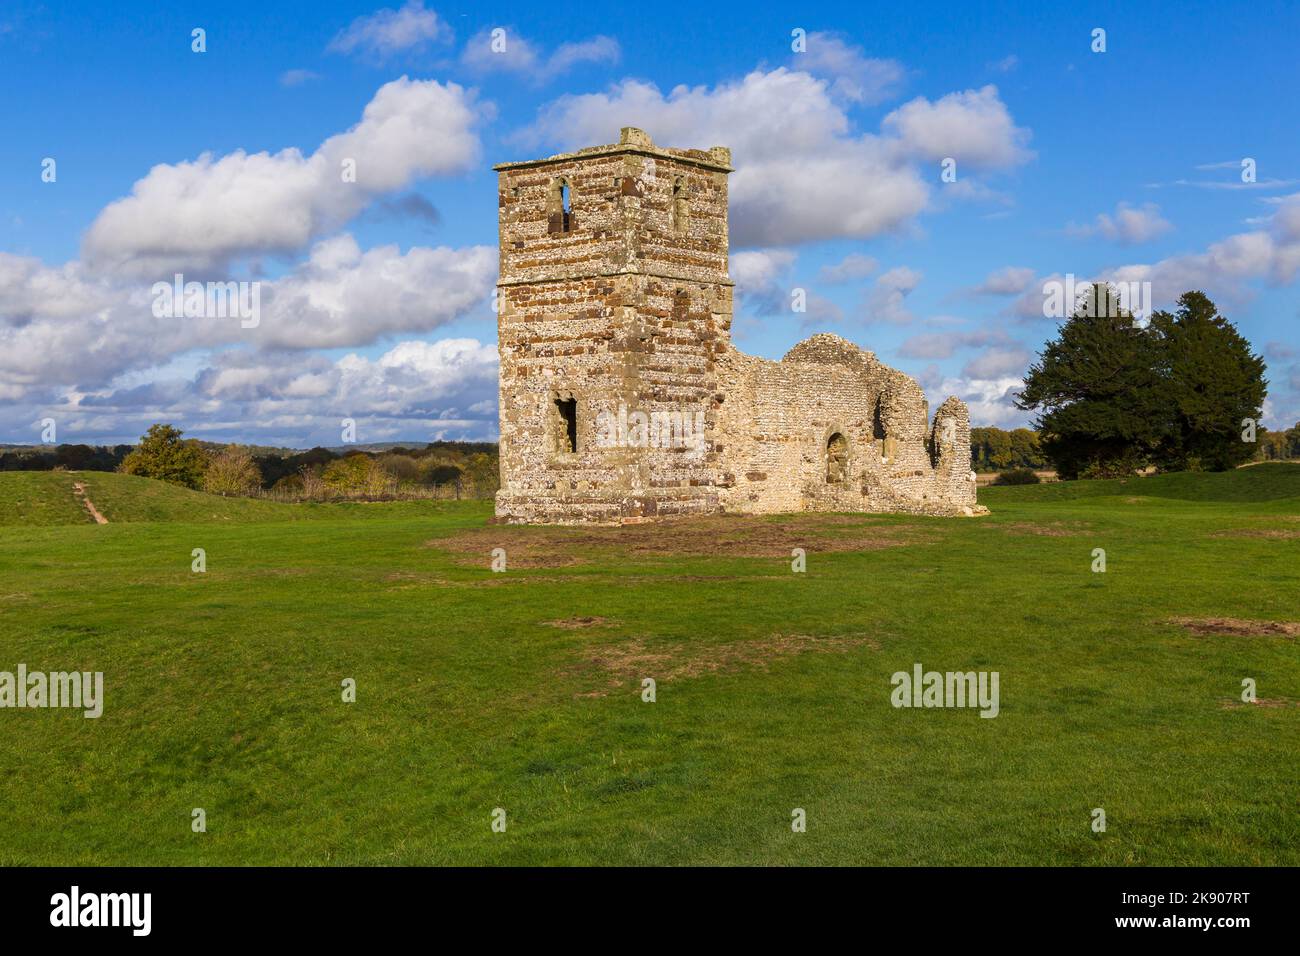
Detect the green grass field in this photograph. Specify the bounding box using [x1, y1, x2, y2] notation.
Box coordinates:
[1, 467, 1296, 865]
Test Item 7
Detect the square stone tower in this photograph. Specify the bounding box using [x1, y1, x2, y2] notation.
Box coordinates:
[494, 128, 735, 523]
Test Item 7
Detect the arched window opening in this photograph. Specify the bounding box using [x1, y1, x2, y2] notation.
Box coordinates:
[826, 433, 848, 483]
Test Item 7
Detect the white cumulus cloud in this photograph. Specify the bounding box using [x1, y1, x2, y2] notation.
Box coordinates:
[83, 77, 484, 275]
[1067, 202, 1172, 244]
[522, 70, 1030, 248]
[327, 0, 447, 62]
[819, 252, 878, 284]
[462, 28, 620, 82]
[864, 266, 923, 325]
[972, 266, 1036, 295]
[882, 84, 1033, 169]
[795, 31, 905, 105]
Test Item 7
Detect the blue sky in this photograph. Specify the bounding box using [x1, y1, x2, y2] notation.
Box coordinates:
[2, 0, 1298, 446]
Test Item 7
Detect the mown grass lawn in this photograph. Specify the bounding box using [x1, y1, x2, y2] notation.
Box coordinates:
[0, 467, 1296, 865]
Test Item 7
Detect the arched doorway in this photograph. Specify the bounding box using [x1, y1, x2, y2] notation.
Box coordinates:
[826, 433, 848, 483]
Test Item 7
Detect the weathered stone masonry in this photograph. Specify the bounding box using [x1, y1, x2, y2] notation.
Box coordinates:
[494, 128, 982, 524]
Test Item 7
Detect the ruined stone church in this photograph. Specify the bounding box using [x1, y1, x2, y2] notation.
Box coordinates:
[493, 128, 981, 524]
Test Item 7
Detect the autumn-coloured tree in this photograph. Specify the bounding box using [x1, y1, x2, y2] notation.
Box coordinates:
[202, 445, 262, 496]
[120, 424, 208, 489]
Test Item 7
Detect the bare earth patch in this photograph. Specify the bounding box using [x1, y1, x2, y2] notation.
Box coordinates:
[1209, 529, 1300, 540]
[1171, 617, 1300, 638]
[427, 513, 918, 568]
[543, 616, 616, 629]
[1219, 697, 1299, 709]
[386, 570, 655, 591]
[567, 632, 880, 697]
[383, 570, 509, 590]
[422, 536, 587, 569]
[987, 520, 1091, 537]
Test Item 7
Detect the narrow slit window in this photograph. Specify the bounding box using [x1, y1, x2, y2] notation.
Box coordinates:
[549, 178, 573, 234]
[671, 177, 689, 234]
[555, 398, 578, 453]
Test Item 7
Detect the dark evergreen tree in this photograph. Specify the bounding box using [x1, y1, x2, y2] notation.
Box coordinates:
[1148, 292, 1266, 471]
[1016, 284, 1170, 479]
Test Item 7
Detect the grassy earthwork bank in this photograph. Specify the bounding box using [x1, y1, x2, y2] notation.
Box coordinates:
[0, 466, 1296, 864]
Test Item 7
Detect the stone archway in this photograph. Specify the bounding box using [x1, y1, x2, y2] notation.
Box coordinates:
[826, 432, 848, 483]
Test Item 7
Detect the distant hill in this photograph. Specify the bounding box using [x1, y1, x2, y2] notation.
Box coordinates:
[0, 471, 292, 525]
[0, 470, 474, 526]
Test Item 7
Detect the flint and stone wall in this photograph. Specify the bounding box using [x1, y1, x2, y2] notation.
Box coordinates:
[494, 129, 980, 524]
[715, 336, 978, 516]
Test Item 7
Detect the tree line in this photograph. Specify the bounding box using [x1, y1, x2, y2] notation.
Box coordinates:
[971, 421, 1300, 473]
[1253, 423, 1300, 461]
[12, 429, 1054, 478]
[1, 426, 500, 500]
[969, 427, 1047, 472]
